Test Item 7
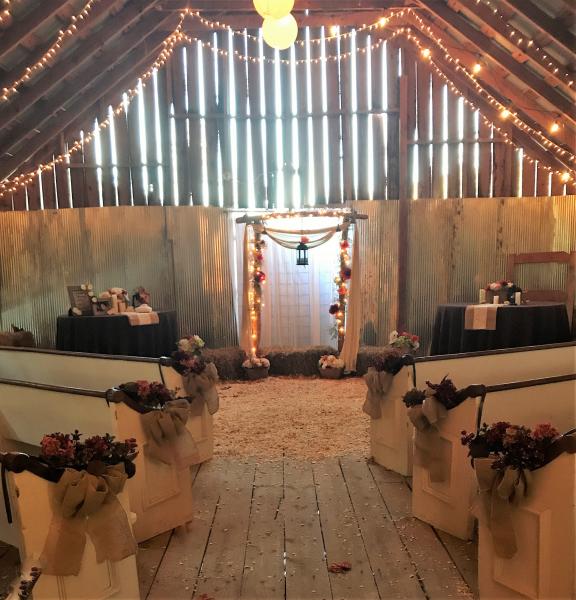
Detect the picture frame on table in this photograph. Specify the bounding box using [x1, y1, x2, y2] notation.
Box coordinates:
[67, 285, 94, 316]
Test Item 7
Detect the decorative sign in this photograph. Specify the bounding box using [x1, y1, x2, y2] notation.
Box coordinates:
[67, 284, 94, 316]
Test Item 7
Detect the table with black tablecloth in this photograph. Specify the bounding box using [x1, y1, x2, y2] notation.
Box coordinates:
[430, 302, 571, 355]
[56, 311, 177, 357]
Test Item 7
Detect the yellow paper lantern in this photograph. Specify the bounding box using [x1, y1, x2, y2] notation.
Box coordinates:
[253, 0, 294, 19]
[262, 14, 298, 50]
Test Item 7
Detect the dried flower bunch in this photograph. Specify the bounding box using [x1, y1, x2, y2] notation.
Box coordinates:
[318, 354, 345, 370]
[119, 380, 175, 409]
[242, 356, 270, 369]
[40, 431, 137, 470]
[171, 334, 209, 375]
[389, 330, 420, 351]
[461, 422, 560, 471]
[177, 335, 205, 355]
[371, 347, 404, 374]
[401, 376, 461, 409]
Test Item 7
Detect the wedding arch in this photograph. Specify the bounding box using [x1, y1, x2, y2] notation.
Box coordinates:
[236, 208, 368, 372]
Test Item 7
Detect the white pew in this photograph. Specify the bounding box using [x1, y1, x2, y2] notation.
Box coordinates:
[411, 374, 576, 540]
[0, 459, 139, 600]
[0, 347, 214, 465]
[369, 342, 576, 476]
[0, 378, 193, 546]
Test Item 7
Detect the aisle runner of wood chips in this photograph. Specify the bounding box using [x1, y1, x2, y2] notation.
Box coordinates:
[141, 457, 478, 600]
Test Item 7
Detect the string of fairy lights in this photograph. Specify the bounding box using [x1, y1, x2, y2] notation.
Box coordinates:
[0, 8, 574, 198]
[475, 0, 574, 89]
[1, 0, 102, 102]
[0, 0, 11, 27]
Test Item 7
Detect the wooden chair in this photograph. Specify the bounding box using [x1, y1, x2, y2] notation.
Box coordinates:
[506, 251, 576, 327]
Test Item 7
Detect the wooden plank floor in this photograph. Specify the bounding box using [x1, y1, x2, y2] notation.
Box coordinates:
[145, 457, 478, 600]
[0, 457, 478, 600]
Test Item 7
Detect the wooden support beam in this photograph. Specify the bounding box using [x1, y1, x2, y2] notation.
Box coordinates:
[0, 0, 121, 94]
[0, 12, 173, 158]
[455, 0, 575, 95]
[417, 0, 576, 121]
[163, 0, 413, 10]
[0, 0, 70, 59]
[0, 2, 166, 131]
[407, 30, 569, 174]
[499, 0, 576, 57]
[0, 34, 166, 181]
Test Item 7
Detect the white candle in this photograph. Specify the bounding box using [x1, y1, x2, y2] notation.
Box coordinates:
[493, 295, 500, 305]
[479, 289, 486, 304]
[515, 291, 521, 305]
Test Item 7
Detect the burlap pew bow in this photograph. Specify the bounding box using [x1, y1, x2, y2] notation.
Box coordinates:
[181, 362, 220, 417]
[362, 368, 395, 419]
[40, 463, 136, 576]
[140, 399, 196, 464]
[408, 384, 486, 483]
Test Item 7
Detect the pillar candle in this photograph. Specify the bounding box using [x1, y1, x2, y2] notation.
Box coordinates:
[479, 289, 486, 304]
[514, 291, 521, 305]
[492, 295, 500, 305]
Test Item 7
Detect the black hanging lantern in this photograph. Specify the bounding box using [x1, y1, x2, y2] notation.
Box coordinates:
[296, 237, 309, 266]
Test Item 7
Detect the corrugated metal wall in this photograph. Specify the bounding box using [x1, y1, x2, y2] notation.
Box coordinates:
[0, 196, 574, 352]
[0, 206, 237, 348]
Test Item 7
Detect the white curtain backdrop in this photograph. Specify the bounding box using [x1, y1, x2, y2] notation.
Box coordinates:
[233, 217, 341, 348]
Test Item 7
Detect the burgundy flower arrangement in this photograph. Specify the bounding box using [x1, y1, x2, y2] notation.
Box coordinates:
[371, 348, 405, 375]
[402, 376, 464, 409]
[171, 352, 210, 376]
[40, 431, 137, 470]
[461, 422, 560, 472]
[119, 380, 175, 409]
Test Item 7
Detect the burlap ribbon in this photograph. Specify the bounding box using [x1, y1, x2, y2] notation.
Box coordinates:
[140, 399, 195, 464]
[182, 362, 220, 417]
[362, 368, 394, 419]
[474, 458, 530, 558]
[408, 397, 449, 482]
[40, 463, 136, 576]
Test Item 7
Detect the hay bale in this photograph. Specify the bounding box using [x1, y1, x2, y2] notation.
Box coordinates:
[204, 347, 246, 380]
[0, 328, 35, 348]
[263, 346, 337, 376]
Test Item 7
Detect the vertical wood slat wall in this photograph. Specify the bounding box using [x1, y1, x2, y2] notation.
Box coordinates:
[3, 28, 572, 211]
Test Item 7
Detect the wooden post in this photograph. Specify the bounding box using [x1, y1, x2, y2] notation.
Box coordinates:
[386, 41, 400, 200]
[371, 40, 385, 201]
[356, 32, 369, 201]
[296, 29, 310, 207]
[234, 34, 249, 209]
[144, 77, 160, 206]
[462, 98, 476, 198]
[263, 42, 278, 209]
[156, 65, 174, 205]
[416, 63, 431, 199]
[340, 31, 354, 202]
[326, 33, 341, 203]
[217, 31, 234, 208]
[431, 74, 444, 199]
[171, 48, 190, 206]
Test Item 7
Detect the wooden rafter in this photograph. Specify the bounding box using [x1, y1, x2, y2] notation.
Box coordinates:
[0, 32, 167, 181]
[407, 28, 570, 173]
[454, 0, 575, 95]
[162, 0, 414, 9]
[400, 11, 576, 151]
[0, 0, 165, 131]
[500, 0, 576, 57]
[0, 0, 70, 59]
[0, 10, 175, 158]
[0, 0, 123, 93]
[417, 0, 576, 123]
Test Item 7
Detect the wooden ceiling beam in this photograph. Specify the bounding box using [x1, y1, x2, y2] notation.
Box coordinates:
[0, 1, 166, 132]
[0, 0, 123, 94]
[499, 0, 576, 57]
[407, 29, 570, 173]
[0, 0, 71, 59]
[399, 11, 576, 147]
[417, 0, 575, 121]
[176, 11, 388, 30]
[454, 0, 575, 95]
[0, 10, 174, 155]
[0, 33, 167, 181]
[162, 0, 413, 10]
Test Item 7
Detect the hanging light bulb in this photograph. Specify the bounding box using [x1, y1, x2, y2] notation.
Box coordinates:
[550, 120, 560, 134]
[472, 61, 482, 74]
[500, 107, 511, 120]
[420, 48, 431, 59]
[329, 25, 339, 36]
[561, 171, 570, 183]
[253, 0, 294, 19]
[262, 14, 298, 50]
